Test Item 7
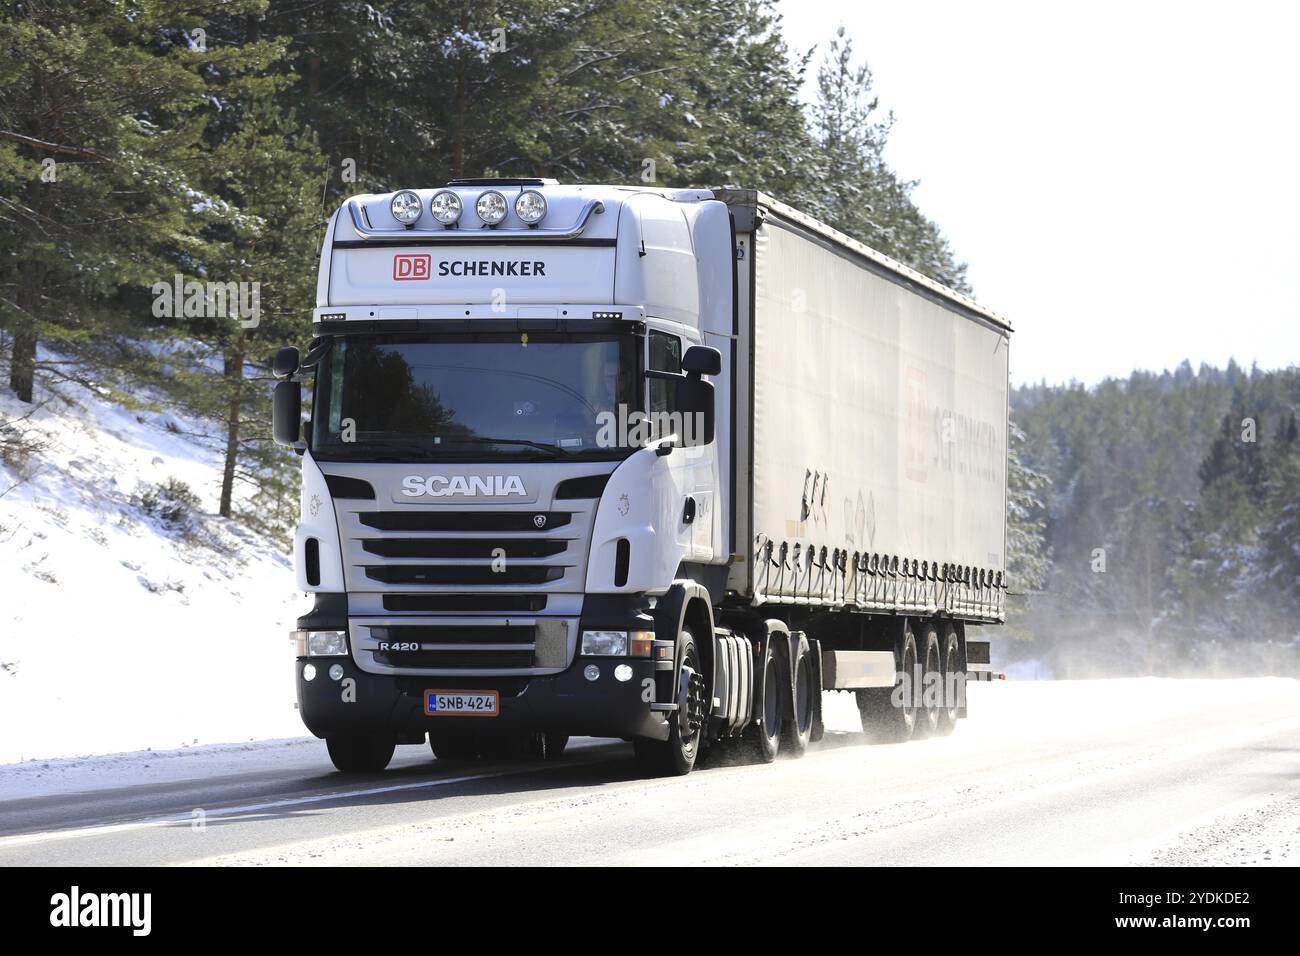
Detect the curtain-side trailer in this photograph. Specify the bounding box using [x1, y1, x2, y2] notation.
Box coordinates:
[272, 180, 1011, 775]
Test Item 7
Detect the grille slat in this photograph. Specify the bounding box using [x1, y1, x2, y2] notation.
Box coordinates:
[362, 538, 566, 559]
[375, 649, 535, 669]
[360, 511, 572, 533]
[375, 625, 535, 645]
[365, 566, 566, 585]
[382, 594, 548, 613]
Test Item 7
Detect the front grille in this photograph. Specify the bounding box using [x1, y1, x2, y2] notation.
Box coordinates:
[360, 511, 572, 532]
[382, 594, 547, 613]
[361, 538, 566, 559]
[354, 618, 570, 673]
[338, 473, 607, 675]
[365, 565, 566, 585]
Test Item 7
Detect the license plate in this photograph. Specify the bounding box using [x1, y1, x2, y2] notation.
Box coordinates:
[424, 690, 499, 717]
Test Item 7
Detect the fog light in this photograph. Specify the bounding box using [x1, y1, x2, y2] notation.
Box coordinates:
[614, 664, 633, 682]
[583, 664, 600, 682]
[582, 630, 627, 656]
[328, 664, 345, 681]
[302, 663, 317, 681]
[307, 630, 347, 656]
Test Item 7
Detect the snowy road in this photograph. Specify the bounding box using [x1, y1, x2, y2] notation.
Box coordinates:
[1, 679, 1297, 866]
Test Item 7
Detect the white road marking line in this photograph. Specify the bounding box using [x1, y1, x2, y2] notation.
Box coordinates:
[0, 767, 533, 850]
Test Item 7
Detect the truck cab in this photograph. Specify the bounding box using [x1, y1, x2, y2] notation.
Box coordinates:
[275, 179, 736, 773]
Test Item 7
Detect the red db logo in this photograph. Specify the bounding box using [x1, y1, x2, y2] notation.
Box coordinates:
[393, 254, 431, 280]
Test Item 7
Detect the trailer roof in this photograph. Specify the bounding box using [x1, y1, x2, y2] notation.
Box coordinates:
[713, 188, 1012, 333]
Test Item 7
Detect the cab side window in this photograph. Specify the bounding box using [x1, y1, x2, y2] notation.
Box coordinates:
[648, 330, 682, 420]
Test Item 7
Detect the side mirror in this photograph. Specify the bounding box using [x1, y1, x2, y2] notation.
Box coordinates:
[681, 345, 721, 376]
[673, 344, 720, 446]
[272, 380, 302, 445]
[272, 346, 301, 381]
[674, 377, 715, 446]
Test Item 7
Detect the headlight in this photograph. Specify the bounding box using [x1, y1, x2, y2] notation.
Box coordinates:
[581, 630, 627, 656]
[390, 190, 422, 225]
[475, 190, 508, 226]
[429, 189, 462, 225]
[299, 630, 347, 656]
[514, 190, 547, 225]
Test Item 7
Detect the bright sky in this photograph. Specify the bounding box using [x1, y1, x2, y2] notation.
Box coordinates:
[776, 0, 1300, 385]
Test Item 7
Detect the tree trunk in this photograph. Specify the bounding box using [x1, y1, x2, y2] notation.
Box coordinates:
[9, 180, 44, 403]
[9, 326, 37, 404]
[451, 12, 468, 177]
[219, 330, 247, 519]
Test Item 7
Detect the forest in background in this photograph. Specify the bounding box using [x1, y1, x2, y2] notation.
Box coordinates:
[1008, 363, 1300, 677]
[1, 2, 1296, 674]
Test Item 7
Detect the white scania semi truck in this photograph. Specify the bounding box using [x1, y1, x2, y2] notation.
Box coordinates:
[272, 178, 1011, 775]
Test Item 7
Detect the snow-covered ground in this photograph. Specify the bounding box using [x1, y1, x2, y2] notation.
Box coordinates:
[0, 353, 306, 764]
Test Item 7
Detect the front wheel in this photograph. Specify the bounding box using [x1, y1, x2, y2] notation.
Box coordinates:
[634, 626, 707, 776]
[326, 734, 396, 773]
[429, 732, 479, 761]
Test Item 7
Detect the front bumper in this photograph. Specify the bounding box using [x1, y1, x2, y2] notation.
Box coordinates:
[296, 656, 671, 742]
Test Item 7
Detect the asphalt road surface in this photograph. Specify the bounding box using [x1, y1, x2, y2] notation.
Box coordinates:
[1, 679, 1297, 866]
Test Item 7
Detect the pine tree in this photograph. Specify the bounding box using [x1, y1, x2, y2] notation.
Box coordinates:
[809, 26, 970, 292]
[0, 3, 208, 402]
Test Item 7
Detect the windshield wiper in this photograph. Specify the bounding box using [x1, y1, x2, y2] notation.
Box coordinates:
[316, 437, 568, 460]
[448, 437, 569, 457]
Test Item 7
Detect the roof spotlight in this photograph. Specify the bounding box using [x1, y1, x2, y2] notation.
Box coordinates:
[514, 190, 547, 225]
[429, 189, 462, 225]
[475, 190, 509, 226]
[390, 190, 422, 225]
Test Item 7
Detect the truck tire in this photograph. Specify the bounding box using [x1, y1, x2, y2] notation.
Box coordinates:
[780, 632, 814, 757]
[527, 732, 569, 760]
[326, 734, 396, 773]
[856, 621, 918, 743]
[744, 634, 782, 763]
[634, 626, 707, 776]
[936, 624, 961, 735]
[914, 623, 942, 739]
[429, 733, 479, 761]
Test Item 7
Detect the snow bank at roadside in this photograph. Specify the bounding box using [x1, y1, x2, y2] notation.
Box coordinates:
[0, 353, 307, 763]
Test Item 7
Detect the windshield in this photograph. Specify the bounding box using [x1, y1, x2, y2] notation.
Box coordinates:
[311, 332, 639, 460]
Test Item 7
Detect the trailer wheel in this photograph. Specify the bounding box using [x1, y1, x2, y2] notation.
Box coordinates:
[634, 626, 706, 776]
[914, 623, 942, 739]
[780, 633, 814, 757]
[856, 622, 918, 743]
[325, 734, 396, 773]
[743, 635, 782, 763]
[936, 625, 961, 735]
[429, 733, 479, 761]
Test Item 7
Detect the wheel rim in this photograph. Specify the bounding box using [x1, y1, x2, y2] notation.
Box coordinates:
[944, 643, 960, 720]
[763, 654, 780, 739]
[902, 643, 917, 722]
[795, 653, 813, 735]
[679, 645, 706, 755]
[924, 642, 941, 727]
